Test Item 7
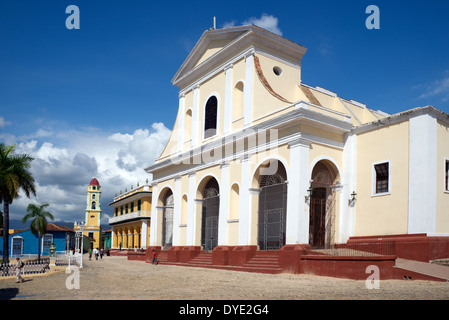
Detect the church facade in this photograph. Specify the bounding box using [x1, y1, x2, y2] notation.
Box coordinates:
[145, 25, 449, 262]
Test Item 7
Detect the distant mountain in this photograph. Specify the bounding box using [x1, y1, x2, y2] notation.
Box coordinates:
[8, 219, 75, 230]
[7, 219, 111, 232]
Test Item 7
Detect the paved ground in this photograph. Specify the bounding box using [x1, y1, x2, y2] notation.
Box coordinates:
[1, 255, 449, 301]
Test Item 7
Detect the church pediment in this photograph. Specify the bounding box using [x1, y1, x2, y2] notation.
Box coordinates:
[171, 25, 307, 89]
[171, 26, 252, 87]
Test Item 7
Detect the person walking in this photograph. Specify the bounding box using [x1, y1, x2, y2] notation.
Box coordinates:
[14, 257, 25, 283]
[88, 248, 92, 260]
[152, 250, 158, 265]
[94, 247, 99, 260]
[100, 248, 104, 259]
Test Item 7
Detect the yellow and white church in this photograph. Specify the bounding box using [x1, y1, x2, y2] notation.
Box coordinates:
[143, 25, 449, 274]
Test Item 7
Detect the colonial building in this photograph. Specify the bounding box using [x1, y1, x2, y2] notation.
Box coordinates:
[145, 25, 449, 265]
[108, 182, 152, 250]
[74, 178, 102, 249]
[0, 223, 76, 257]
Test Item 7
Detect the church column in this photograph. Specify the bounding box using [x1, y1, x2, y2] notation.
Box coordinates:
[243, 50, 254, 127]
[149, 183, 159, 247]
[172, 176, 181, 246]
[218, 161, 229, 245]
[191, 85, 200, 147]
[141, 220, 148, 249]
[238, 154, 252, 245]
[223, 64, 233, 134]
[339, 131, 357, 242]
[286, 137, 311, 244]
[186, 172, 196, 246]
[177, 93, 185, 153]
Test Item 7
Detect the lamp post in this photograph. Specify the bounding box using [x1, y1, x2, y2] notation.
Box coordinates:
[305, 187, 313, 203]
[348, 191, 357, 206]
[75, 221, 85, 268]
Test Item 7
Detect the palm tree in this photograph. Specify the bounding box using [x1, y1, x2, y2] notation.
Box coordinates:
[22, 203, 54, 263]
[0, 143, 36, 263]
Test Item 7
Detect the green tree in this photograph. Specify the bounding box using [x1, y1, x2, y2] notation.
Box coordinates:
[0, 143, 36, 263]
[22, 203, 54, 263]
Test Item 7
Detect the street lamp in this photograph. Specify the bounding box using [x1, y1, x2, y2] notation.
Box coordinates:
[348, 191, 357, 206]
[305, 187, 313, 202]
[75, 221, 85, 268]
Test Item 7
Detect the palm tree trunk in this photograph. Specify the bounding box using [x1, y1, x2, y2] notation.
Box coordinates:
[38, 232, 41, 263]
[2, 199, 10, 264]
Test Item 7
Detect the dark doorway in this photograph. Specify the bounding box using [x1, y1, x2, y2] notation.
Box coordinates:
[201, 178, 220, 251]
[309, 187, 326, 248]
[257, 165, 287, 251]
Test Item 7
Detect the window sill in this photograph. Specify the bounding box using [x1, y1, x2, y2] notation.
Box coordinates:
[371, 191, 391, 198]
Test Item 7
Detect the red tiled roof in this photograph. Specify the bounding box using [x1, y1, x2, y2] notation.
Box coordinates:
[46, 223, 75, 233]
[89, 178, 100, 186]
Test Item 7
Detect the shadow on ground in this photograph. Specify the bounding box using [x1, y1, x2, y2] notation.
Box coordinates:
[0, 288, 19, 300]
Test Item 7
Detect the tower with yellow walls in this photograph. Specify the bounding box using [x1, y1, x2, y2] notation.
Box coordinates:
[75, 178, 102, 249]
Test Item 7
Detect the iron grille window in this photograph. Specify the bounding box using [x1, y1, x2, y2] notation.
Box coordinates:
[204, 96, 217, 139]
[374, 162, 389, 194]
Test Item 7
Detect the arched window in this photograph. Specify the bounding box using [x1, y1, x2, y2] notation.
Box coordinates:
[181, 194, 188, 225]
[204, 96, 217, 139]
[91, 201, 96, 210]
[229, 184, 239, 220]
[184, 109, 192, 142]
[233, 82, 244, 120]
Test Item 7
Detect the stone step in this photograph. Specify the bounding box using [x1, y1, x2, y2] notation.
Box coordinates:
[241, 252, 282, 274]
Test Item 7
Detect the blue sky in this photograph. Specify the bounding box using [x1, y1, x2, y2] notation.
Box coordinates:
[1, 0, 448, 225]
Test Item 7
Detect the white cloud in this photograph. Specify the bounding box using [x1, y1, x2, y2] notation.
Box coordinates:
[420, 77, 449, 99]
[7, 122, 171, 226]
[418, 71, 449, 102]
[223, 14, 283, 36]
[0, 117, 11, 128]
[222, 20, 237, 29]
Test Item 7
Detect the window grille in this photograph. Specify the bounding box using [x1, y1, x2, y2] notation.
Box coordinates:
[374, 162, 389, 193]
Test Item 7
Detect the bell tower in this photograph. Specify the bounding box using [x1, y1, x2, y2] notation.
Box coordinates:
[86, 178, 101, 227]
[75, 178, 102, 249]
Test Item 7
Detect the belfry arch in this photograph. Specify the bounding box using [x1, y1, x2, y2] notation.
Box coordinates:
[308, 160, 340, 248]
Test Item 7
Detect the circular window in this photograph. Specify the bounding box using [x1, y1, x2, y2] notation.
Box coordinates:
[273, 66, 282, 76]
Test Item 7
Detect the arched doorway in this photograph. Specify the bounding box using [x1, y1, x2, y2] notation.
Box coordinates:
[309, 160, 339, 248]
[200, 177, 220, 251]
[160, 189, 174, 250]
[256, 160, 288, 251]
